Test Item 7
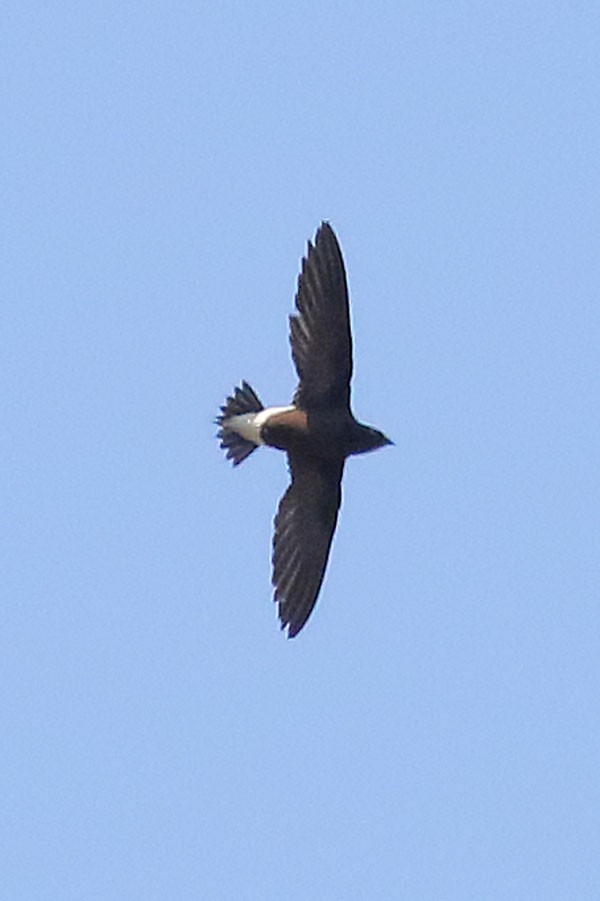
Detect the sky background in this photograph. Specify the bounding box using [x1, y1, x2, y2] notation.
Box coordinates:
[2, 3, 600, 899]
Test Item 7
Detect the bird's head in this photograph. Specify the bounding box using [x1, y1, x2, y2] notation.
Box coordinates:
[351, 424, 394, 455]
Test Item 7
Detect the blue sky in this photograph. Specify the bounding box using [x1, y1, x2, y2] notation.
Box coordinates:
[3, 3, 600, 898]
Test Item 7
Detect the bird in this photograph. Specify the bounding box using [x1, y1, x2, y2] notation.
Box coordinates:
[216, 222, 392, 637]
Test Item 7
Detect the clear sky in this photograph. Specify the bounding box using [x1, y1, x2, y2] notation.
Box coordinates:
[3, 3, 600, 899]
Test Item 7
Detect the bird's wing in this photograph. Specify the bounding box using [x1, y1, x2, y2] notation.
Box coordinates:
[272, 453, 344, 637]
[290, 222, 353, 410]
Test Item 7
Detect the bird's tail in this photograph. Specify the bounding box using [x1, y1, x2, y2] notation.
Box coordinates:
[216, 381, 264, 466]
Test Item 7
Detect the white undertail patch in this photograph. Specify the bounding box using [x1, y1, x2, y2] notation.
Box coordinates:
[223, 405, 295, 446]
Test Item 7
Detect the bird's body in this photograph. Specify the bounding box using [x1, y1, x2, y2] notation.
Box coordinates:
[216, 223, 391, 637]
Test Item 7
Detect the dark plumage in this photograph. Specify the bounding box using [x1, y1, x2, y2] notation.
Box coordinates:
[216, 223, 392, 637]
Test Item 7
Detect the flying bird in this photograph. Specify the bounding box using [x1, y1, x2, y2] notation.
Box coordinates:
[216, 223, 392, 637]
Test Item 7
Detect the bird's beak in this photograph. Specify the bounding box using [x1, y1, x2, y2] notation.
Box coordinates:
[384, 436, 394, 447]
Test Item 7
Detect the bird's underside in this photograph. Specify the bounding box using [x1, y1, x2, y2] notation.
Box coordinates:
[216, 222, 391, 637]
